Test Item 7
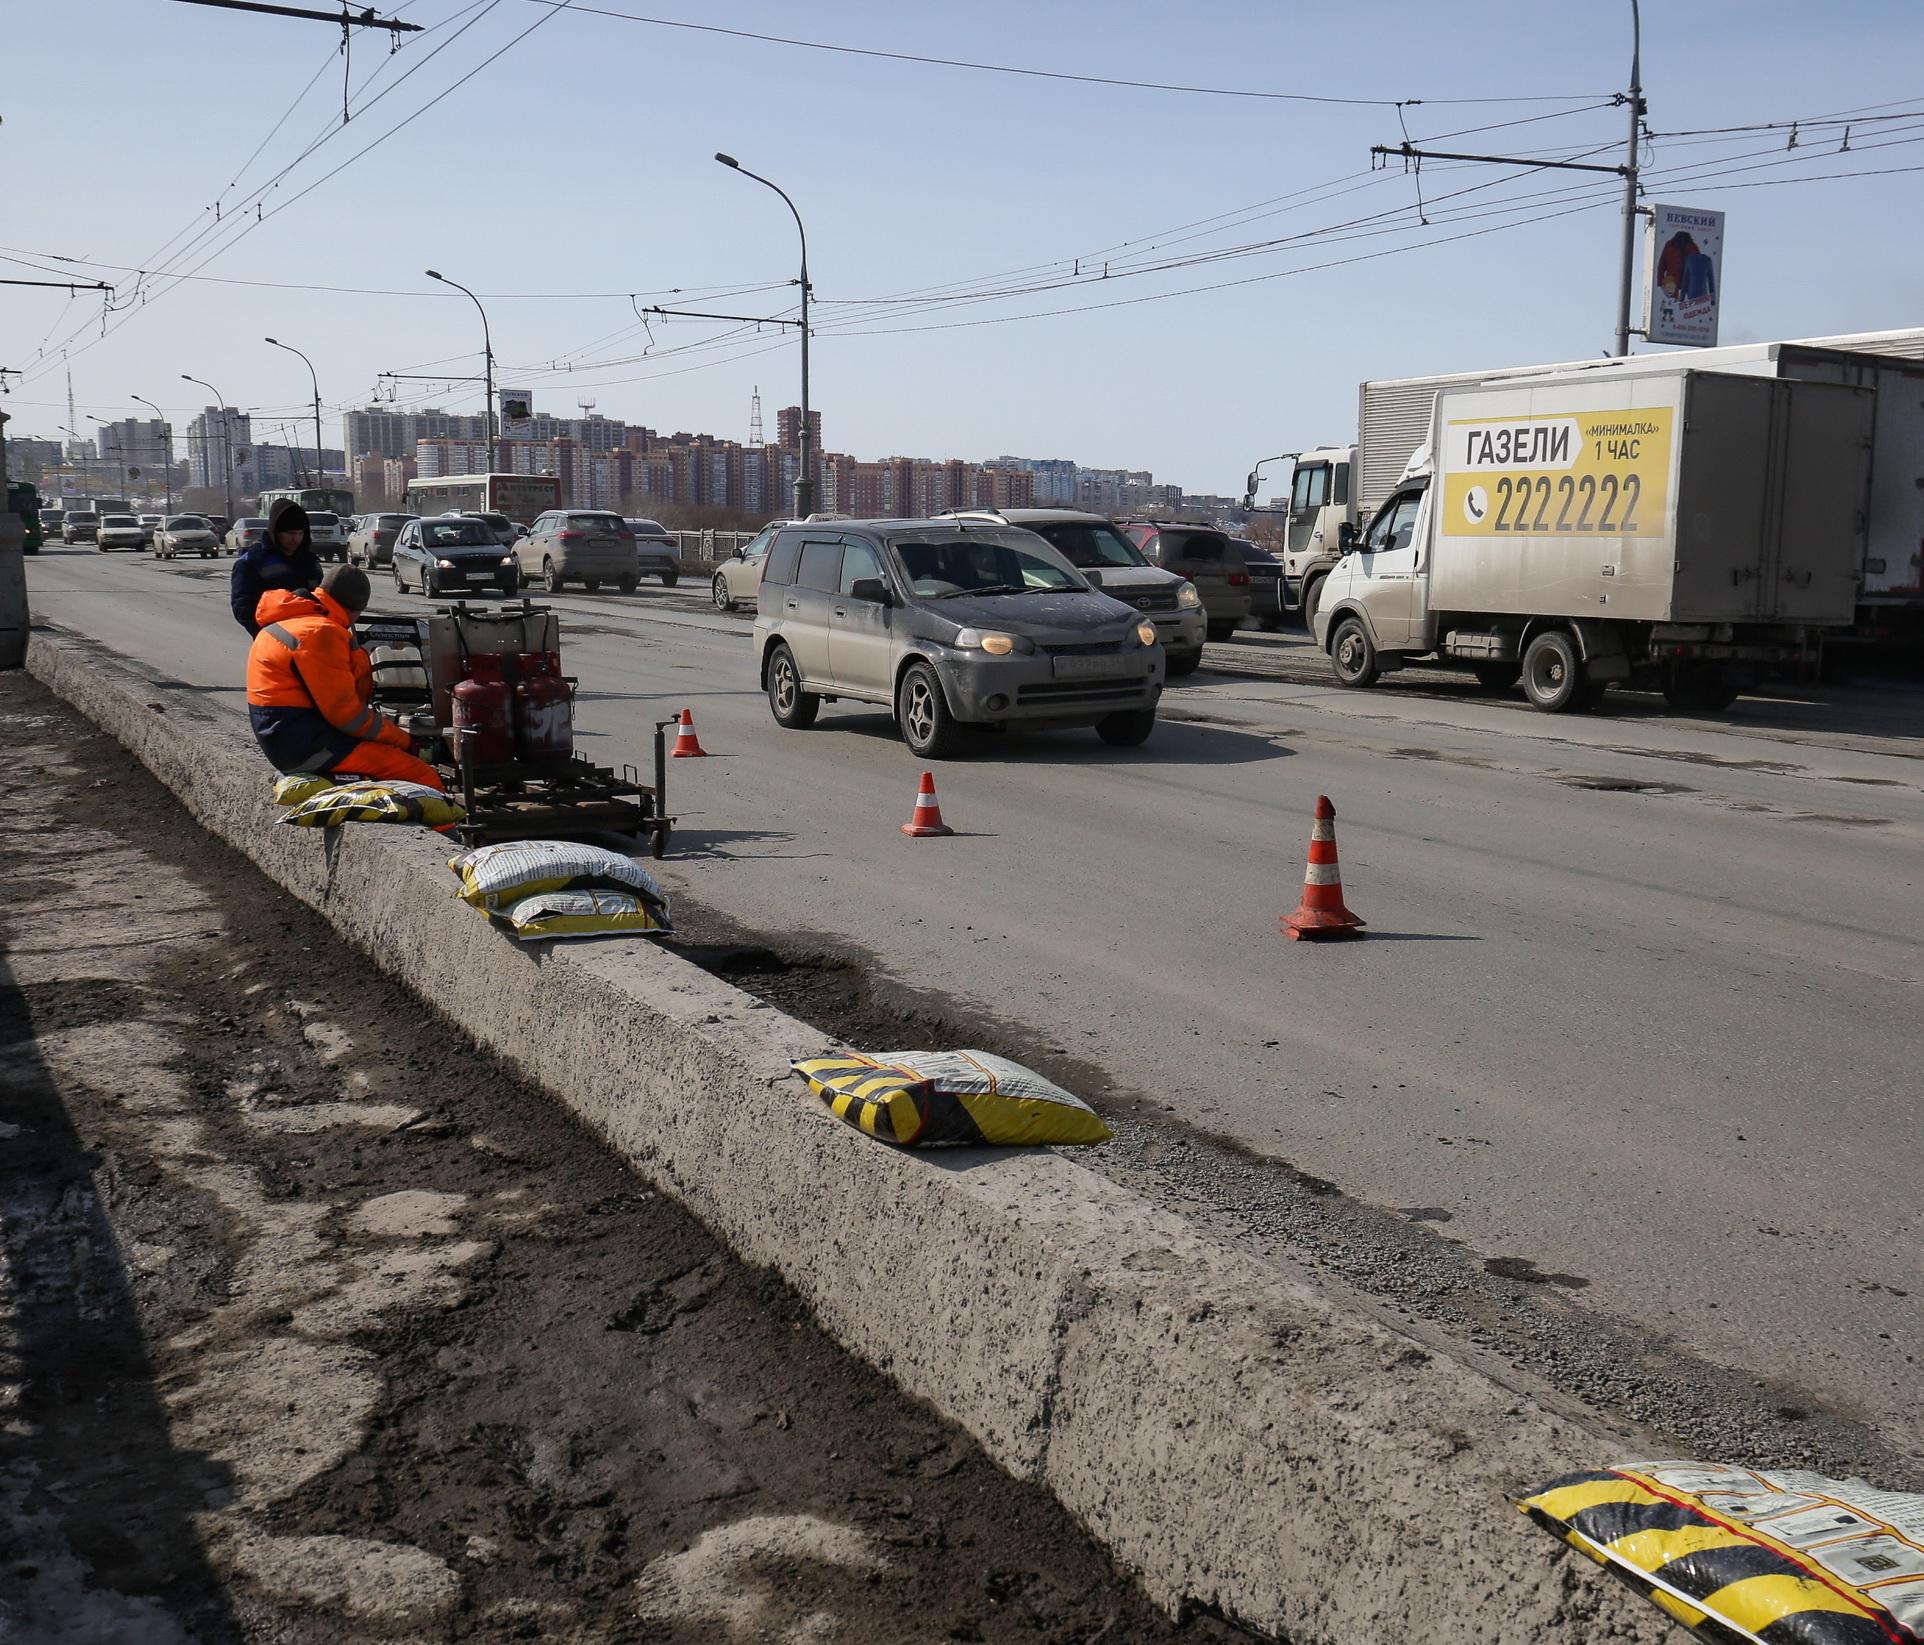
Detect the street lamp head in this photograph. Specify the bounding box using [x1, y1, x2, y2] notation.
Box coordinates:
[425, 269, 443, 281]
[265, 335, 278, 345]
[714, 152, 739, 169]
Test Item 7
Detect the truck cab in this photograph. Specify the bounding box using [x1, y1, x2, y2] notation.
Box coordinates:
[1278, 444, 1357, 626]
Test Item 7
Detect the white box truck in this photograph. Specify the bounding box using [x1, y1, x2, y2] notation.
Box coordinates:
[1312, 368, 1874, 713]
[1357, 330, 1924, 633]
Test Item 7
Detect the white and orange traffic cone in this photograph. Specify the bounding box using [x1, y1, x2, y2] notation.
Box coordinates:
[669, 707, 709, 758]
[899, 771, 954, 838]
[1281, 795, 1365, 940]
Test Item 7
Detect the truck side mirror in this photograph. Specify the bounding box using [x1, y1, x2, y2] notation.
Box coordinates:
[1338, 521, 1360, 551]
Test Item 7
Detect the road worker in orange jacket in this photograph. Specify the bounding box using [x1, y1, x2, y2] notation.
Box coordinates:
[246, 563, 445, 791]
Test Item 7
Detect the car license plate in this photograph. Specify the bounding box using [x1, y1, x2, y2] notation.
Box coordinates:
[1052, 653, 1128, 680]
[465, 570, 495, 582]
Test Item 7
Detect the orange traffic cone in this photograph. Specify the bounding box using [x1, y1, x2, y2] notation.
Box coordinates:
[670, 707, 708, 758]
[899, 771, 954, 838]
[1282, 795, 1365, 940]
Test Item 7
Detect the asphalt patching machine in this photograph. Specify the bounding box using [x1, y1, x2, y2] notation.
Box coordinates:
[355, 599, 675, 856]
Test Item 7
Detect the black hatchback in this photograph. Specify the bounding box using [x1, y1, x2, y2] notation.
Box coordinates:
[391, 514, 517, 598]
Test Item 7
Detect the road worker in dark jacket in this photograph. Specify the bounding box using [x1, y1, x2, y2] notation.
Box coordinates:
[231, 497, 324, 635]
[246, 563, 444, 790]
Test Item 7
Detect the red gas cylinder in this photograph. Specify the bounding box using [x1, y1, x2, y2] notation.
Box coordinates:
[513, 651, 573, 761]
[451, 652, 515, 765]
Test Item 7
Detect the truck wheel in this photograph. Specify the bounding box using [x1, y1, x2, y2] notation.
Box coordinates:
[1300, 574, 1327, 630]
[1662, 663, 1739, 714]
[766, 642, 819, 729]
[1095, 708, 1157, 747]
[1205, 619, 1238, 644]
[1472, 662, 1520, 691]
[1165, 650, 1202, 678]
[660, 569, 679, 588]
[618, 575, 638, 595]
[897, 660, 961, 760]
[1329, 617, 1379, 688]
[584, 578, 602, 593]
[1521, 631, 1585, 713]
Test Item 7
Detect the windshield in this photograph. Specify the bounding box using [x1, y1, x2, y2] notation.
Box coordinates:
[308, 512, 338, 526]
[103, 517, 137, 527]
[1024, 521, 1147, 570]
[894, 535, 1084, 598]
[420, 519, 495, 549]
[166, 517, 205, 529]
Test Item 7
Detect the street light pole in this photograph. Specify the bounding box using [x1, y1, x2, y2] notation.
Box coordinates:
[181, 373, 235, 522]
[265, 337, 325, 489]
[1613, 0, 1646, 358]
[131, 395, 174, 510]
[716, 153, 813, 518]
[426, 270, 496, 470]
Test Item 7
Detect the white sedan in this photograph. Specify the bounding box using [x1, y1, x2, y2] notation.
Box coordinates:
[154, 515, 223, 560]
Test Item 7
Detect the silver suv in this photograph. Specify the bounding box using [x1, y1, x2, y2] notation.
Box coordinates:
[942, 508, 1206, 676]
[752, 518, 1163, 759]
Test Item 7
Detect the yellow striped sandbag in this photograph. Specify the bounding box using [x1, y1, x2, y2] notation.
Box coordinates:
[791, 1056, 930, 1147]
[280, 780, 465, 830]
[1517, 1463, 1924, 1645]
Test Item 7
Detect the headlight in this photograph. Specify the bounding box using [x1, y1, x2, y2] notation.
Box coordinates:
[437, 558, 455, 569]
[499, 556, 515, 567]
[1136, 622, 1158, 647]
[953, 627, 1032, 656]
[1176, 582, 1203, 609]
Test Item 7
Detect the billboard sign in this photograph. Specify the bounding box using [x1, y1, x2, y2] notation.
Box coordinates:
[1643, 204, 1725, 347]
[499, 389, 533, 437]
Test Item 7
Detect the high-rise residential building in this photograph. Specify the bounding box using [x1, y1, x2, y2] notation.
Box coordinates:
[345, 405, 488, 460]
[414, 437, 494, 478]
[986, 455, 1078, 505]
[187, 406, 251, 490]
[5, 437, 65, 480]
[775, 405, 821, 452]
[94, 417, 172, 477]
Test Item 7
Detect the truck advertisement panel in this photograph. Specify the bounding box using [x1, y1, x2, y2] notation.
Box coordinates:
[1643, 204, 1725, 347]
[1441, 406, 1675, 541]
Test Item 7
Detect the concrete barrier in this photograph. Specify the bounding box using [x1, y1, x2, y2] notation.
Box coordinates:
[28, 625, 1667, 1644]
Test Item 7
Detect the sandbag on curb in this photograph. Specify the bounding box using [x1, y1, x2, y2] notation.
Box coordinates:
[272, 773, 338, 806]
[279, 779, 465, 830]
[450, 839, 665, 914]
[1518, 1462, 1924, 1644]
[792, 1050, 1111, 1148]
[503, 889, 673, 941]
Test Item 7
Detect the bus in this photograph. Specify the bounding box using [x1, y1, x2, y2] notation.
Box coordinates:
[7, 480, 44, 554]
[259, 484, 355, 520]
[405, 472, 561, 528]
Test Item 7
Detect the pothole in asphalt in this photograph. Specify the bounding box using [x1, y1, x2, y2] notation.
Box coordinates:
[1556, 774, 1690, 794]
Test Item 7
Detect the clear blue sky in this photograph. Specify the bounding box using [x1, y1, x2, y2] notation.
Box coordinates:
[5, 0, 1921, 493]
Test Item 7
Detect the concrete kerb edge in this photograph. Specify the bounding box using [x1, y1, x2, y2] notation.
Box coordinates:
[22, 630, 1668, 1645]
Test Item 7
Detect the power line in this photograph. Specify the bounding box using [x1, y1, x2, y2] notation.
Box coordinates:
[526, 0, 1612, 108]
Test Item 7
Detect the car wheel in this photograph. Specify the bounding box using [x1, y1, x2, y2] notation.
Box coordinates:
[394, 567, 407, 594]
[1300, 574, 1327, 630]
[1329, 617, 1379, 688]
[766, 642, 820, 729]
[1258, 613, 1286, 632]
[1472, 662, 1521, 691]
[712, 573, 736, 612]
[424, 571, 439, 598]
[618, 575, 638, 595]
[1520, 630, 1585, 713]
[201, 550, 213, 559]
[897, 660, 961, 760]
[543, 557, 563, 594]
[1205, 620, 1238, 644]
[1165, 650, 1202, 678]
[660, 569, 678, 588]
[584, 578, 601, 593]
[1096, 708, 1157, 747]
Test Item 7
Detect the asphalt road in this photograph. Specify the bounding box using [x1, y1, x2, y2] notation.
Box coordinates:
[25, 544, 1924, 1457]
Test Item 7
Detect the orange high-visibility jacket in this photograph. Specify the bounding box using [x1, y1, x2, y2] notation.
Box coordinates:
[246, 587, 410, 772]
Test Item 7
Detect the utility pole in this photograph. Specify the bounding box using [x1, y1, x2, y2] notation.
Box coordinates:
[1613, 0, 1645, 357]
[132, 396, 174, 510]
[1371, 2, 1645, 356]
